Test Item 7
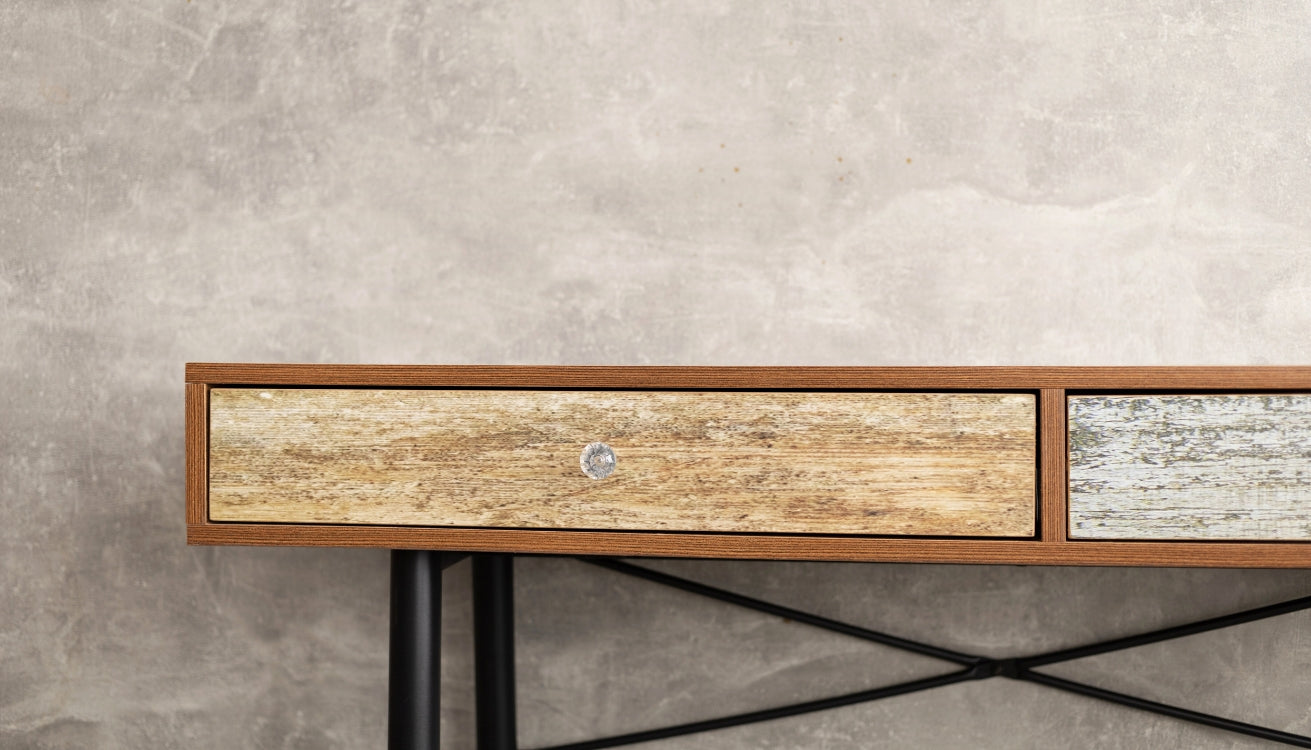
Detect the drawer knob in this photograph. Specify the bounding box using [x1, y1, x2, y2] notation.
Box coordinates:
[580, 442, 616, 479]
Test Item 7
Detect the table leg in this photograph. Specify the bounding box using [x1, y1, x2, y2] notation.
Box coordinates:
[389, 550, 442, 750]
[474, 554, 517, 750]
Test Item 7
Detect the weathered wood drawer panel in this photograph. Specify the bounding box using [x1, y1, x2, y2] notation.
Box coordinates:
[208, 389, 1036, 537]
[1069, 395, 1311, 540]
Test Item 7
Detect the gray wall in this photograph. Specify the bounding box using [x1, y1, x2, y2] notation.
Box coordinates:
[4, 1, 1311, 747]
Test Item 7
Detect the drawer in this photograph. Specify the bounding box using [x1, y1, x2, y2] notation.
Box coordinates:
[207, 389, 1036, 537]
[1069, 394, 1311, 540]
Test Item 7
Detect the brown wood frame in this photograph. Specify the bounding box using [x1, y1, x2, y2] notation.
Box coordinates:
[186, 364, 1311, 567]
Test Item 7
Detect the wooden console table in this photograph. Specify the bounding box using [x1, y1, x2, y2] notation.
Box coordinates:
[185, 365, 1311, 748]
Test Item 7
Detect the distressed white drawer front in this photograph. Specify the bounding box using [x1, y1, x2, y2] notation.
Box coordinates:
[1069, 395, 1311, 540]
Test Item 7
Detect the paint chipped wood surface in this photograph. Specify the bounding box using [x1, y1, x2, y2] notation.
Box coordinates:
[208, 389, 1036, 537]
[1069, 395, 1311, 540]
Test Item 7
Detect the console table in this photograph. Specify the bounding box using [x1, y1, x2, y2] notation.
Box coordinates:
[185, 365, 1311, 748]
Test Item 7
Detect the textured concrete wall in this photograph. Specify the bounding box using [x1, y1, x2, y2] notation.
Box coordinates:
[4, 1, 1311, 747]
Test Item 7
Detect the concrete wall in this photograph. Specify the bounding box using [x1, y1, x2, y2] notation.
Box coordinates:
[4, 1, 1311, 747]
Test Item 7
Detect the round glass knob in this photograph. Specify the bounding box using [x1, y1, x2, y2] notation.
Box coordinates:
[580, 442, 616, 479]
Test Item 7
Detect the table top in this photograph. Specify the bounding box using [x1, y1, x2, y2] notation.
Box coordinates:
[186, 364, 1311, 567]
[186, 363, 1311, 389]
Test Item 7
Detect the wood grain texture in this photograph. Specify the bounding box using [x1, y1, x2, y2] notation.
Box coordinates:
[186, 363, 1311, 390]
[1070, 395, 1311, 540]
[208, 389, 1036, 536]
[185, 384, 208, 525]
[185, 523, 1311, 568]
[1039, 389, 1067, 542]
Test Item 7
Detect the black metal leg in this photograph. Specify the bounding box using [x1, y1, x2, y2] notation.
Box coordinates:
[474, 554, 518, 750]
[389, 550, 443, 750]
[385, 553, 1311, 749]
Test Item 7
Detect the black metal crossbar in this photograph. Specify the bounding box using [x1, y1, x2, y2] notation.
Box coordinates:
[521, 558, 1311, 750]
[584, 557, 981, 666]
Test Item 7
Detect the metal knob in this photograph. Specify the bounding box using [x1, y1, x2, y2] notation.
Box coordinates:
[580, 442, 616, 479]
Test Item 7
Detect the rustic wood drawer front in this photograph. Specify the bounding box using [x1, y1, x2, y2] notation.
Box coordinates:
[207, 389, 1036, 537]
[1069, 395, 1311, 540]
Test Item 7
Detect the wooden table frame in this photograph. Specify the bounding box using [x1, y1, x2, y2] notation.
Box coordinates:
[188, 364, 1311, 567]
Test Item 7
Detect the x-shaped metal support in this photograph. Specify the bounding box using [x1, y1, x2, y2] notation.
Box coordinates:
[526, 558, 1311, 750]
